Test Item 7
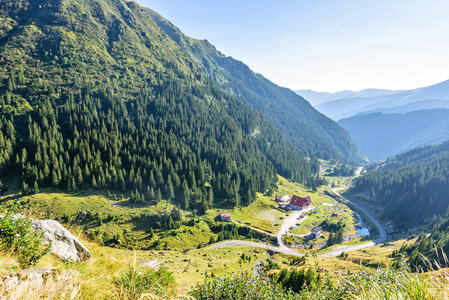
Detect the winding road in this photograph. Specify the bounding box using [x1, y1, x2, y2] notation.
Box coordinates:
[332, 188, 387, 245]
[209, 172, 387, 258]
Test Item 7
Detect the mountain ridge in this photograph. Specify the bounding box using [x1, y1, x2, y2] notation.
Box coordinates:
[338, 108, 449, 161]
[299, 80, 449, 121]
[0, 0, 321, 208]
[146, 8, 363, 164]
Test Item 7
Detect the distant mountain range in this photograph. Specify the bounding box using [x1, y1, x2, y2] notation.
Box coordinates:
[297, 80, 449, 161]
[296, 80, 449, 121]
[338, 109, 449, 161]
[295, 89, 403, 107]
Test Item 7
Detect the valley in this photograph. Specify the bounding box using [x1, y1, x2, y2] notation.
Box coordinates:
[1, 0, 449, 299]
[0, 166, 405, 297]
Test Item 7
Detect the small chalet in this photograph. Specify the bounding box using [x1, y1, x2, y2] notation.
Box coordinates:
[275, 195, 291, 203]
[289, 195, 312, 210]
[219, 213, 232, 222]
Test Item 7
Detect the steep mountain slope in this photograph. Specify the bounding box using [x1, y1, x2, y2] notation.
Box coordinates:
[310, 80, 449, 121]
[352, 141, 449, 270]
[353, 140, 449, 227]
[0, 0, 319, 208]
[146, 9, 362, 164]
[338, 109, 449, 161]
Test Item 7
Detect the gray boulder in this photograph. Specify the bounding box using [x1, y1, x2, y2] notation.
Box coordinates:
[30, 218, 91, 263]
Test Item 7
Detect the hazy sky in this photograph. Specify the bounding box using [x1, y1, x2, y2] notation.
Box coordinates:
[137, 0, 449, 92]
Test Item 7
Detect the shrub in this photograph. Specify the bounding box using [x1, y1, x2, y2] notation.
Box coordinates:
[0, 208, 51, 268]
[114, 265, 176, 299]
[190, 262, 449, 300]
[190, 271, 301, 300]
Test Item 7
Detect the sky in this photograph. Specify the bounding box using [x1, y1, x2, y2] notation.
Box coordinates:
[137, 0, 449, 92]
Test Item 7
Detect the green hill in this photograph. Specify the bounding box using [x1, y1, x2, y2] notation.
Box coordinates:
[354, 140, 449, 227]
[145, 9, 363, 165]
[0, 0, 320, 209]
[352, 140, 449, 270]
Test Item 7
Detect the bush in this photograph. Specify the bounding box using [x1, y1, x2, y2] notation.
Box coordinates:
[190, 272, 301, 300]
[0, 208, 51, 268]
[190, 262, 448, 300]
[114, 265, 176, 299]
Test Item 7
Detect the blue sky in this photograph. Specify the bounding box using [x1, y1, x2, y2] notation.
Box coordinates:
[137, 0, 449, 92]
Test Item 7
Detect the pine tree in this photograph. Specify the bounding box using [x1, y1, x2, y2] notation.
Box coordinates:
[197, 165, 205, 185]
[156, 188, 162, 203]
[51, 170, 59, 186]
[22, 181, 28, 195]
[327, 233, 335, 247]
[208, 187, 214, 205]
[166, 175, 175, 201]
[181, 181, 190, 210]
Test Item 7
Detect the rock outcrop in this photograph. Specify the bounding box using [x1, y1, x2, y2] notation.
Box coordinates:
[137, 259, 162, 270]
[0, 268, 80, 300]
[30, 218, 91, 263]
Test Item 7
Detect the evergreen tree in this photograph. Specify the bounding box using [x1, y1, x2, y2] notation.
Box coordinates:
[21, 181, 28, 195]
[181, 181, 190, 210]
[156, 188, 162, 203]
[166, 175, 175, 201]
[33, 181, 39, 193]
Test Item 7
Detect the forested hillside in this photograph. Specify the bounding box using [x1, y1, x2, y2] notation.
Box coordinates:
[0, 0, 321, 210]
[353, 141, 449, 228]
[146, 9, 363, 165]
[355, 141, 449, 271]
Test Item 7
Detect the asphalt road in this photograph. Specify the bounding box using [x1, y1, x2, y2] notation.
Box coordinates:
[208, 180, 387, 257]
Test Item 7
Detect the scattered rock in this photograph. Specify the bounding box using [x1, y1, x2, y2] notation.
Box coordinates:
[29, 218, 91, 263]
[137, 260, 161, 270]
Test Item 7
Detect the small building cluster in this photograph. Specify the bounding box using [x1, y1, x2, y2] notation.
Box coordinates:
[275, 194, 312, 211]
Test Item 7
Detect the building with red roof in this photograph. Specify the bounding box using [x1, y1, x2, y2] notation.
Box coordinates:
[219, 213, 232, 222]
[289, 195, 311, 210]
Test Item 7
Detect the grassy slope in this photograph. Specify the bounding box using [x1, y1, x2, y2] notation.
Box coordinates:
[0, 232, 410, 298]
[0, 176, 435, 297]
[0, 173, 360, 253]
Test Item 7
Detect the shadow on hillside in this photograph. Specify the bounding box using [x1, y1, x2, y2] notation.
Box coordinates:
[0, 193, 22, 205]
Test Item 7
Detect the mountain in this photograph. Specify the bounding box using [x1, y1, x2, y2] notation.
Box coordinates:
[307, 80, 449, 121]
[295, 88, 401, 107]
[293, 89, 353, 106]
[146, 9, 363, 164]
[338, 109, 449, 161]
[0, 0, 322, 208]
[354, 139, 449, 227]
[353, 140, 449, 270]
[353, 99, 449, 116]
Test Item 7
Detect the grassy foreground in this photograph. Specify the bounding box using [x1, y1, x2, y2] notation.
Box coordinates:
[2, 239, 449, 300]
